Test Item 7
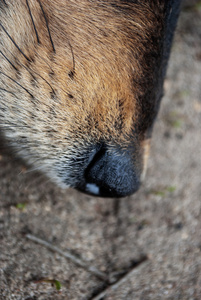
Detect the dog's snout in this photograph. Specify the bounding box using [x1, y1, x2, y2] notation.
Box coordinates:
[77, 144, 141, 198]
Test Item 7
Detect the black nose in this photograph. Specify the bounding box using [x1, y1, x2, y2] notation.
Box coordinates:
[78, 144, 141, 198]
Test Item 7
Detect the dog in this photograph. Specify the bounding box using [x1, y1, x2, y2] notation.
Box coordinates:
[0, 0, 181, 197]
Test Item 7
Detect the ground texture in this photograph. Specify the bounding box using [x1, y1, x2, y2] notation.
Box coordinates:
[0, 1, 201, 299]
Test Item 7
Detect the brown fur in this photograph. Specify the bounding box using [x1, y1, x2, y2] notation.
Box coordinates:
[0, 1, 180, 196]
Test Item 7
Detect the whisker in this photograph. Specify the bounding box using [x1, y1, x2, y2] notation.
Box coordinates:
[0, 88, 38, 114]
[24, 172, 50, 189]
[31, 71, 56, 96]
[0, 87, 17, 97]
[0, 87, 56, 123]
[1, 0, 7, 6]
[2, 48, 56, 95]
[68, 41, 75, 78]
[36, 53, 54, 73]
[0, 72, 33, 98]
[24, 164, 49, 174]
[0, 50, 18, 71]
[0, 23, 30, 62]
[26, 0, 40, 44]
[15, 57, 56, 95]
[37, 0, 55, 53]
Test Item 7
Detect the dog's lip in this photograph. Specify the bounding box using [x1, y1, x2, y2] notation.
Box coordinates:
[77, 183, 118, 198]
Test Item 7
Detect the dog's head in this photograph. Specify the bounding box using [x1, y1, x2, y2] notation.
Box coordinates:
[0, 1, 179, 197]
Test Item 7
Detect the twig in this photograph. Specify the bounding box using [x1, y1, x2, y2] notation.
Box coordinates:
[26, 234, 108, 282]
[91, 260, 149, 300]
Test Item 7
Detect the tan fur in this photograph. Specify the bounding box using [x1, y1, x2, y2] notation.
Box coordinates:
[0, 0, 170, 194]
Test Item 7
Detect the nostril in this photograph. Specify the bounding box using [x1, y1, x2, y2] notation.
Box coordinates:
[84, 143, 106, 181]
[80, 143, 141, 198]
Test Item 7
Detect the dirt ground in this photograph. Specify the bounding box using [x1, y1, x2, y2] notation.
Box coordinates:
[0, 2, 201, 300]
